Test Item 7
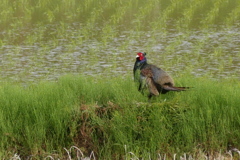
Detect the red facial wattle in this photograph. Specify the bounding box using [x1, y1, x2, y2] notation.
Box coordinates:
[137, 52, 144, 61]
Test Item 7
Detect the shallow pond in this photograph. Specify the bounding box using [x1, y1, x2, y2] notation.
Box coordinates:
[0, 1, 239, 82]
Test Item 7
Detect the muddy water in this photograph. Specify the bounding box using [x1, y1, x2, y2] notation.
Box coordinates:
[0, 23, 239, 82]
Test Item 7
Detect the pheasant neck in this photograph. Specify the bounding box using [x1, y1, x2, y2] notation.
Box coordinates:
[136, 59, 147, 69]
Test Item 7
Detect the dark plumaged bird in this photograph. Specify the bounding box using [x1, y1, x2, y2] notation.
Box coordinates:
[133, 52, 189, 99]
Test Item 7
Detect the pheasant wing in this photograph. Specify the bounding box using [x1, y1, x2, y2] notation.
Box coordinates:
[140, 68, 159, 96]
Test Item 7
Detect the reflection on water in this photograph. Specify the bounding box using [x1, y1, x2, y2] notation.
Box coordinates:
[0, 23, 239, 82]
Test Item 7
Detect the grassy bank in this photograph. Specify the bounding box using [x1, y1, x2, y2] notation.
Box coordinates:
[0, 74, 239, 159]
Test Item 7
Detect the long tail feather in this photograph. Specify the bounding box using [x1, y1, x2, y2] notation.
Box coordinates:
[163, 86, 191, 91]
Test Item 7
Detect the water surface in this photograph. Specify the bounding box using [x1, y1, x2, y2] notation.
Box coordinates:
[0, 1, 239, 82]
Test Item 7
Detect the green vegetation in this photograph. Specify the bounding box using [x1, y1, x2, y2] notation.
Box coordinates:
[0, 0, 239, 159]
[0, 74, 239, 159]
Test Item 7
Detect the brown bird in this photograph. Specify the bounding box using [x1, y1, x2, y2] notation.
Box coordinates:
[133, 52, 189, 99]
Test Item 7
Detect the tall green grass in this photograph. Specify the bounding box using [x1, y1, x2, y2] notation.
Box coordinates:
[0, 74, 239, 159]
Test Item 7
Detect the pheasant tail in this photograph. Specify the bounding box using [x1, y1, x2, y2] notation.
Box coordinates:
[163, 86, 190, 91]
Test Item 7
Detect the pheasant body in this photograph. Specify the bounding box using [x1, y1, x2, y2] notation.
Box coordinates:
[133, 52, 188, 99]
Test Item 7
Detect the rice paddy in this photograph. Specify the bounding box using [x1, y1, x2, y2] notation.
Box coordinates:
[0, 0, 239, 82]
[0, 0, 239, 159]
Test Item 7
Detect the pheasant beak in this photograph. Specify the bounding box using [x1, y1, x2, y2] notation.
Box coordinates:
[136, 55, 139, 58]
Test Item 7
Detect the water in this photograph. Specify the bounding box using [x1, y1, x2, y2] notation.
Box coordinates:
[0, 1, 239, 83]
[0, 25, 239, 82]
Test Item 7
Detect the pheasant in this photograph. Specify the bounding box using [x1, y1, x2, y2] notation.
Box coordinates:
[133, 52, 188, 99]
